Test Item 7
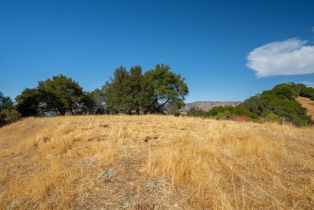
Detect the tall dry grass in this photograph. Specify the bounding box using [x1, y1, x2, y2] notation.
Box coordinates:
[0, 115, 313, 209]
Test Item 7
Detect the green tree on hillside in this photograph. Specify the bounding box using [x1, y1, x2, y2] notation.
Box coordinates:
[128, 66, 143, 114]
[104, 67, 131, 113]
[0, 91, 20, 126]
[144, 64, 189, 113]
[296, 84, 314, 100]
[0, 91, 13, 110]
[139, 73, 157, 114]
[37, 75, 86, 115]
[271, 83, 298, 99]
[16, 88, 41, 116]
[11, 64, 189, 117]
[103, 64, 188, 114]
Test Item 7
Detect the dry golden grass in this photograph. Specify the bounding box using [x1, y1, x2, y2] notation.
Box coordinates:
[0, 115, 313, 209]
[297, 97, 314, 120]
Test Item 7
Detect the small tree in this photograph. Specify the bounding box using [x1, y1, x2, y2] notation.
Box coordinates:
[0, 91, 14, 110]
[102, 64, 189, 114]
[16, 88, 41, 116]
[38, 75, 86, 115]
[144, 64, 189, 113]
[272, 83, 297, 99]
[0, 91, 20, 126]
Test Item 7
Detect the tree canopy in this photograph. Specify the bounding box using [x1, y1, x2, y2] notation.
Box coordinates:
[37, 75, 86, 115]
[16, 88, 40, 116]
[144, 64, 189, 113]
[16, 75, 89, 116]
[103, 64, 188, 114]
[13, 64, 188, 117]
[0, 91, 14, 110]
[0, 91, 20, 126]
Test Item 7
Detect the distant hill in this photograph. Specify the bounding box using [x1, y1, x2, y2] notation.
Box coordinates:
[182, 101, 241, 113]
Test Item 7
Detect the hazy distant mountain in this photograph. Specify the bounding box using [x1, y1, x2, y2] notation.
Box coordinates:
[182, 101, 241, 113]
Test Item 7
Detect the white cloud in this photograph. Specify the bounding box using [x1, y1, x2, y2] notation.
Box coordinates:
[246, 38, 314, 78]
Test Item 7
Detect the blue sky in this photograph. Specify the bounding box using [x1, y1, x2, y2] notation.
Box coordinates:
[1, 0, 314, 102]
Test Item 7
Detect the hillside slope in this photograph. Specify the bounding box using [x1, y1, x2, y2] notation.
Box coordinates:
[297, 96, 314, 120]
[0, 116, 313, 209]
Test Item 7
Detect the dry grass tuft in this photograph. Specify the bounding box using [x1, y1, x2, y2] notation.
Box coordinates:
[0, 115, 313, 209]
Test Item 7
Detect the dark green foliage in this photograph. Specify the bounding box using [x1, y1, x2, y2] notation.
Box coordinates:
[105, 66, 145, 114]
[241, 95, 268, 115]
[265, 96, 307, 122]
[188, 106, 258, 120]
[296, 84, 314, 100]
[37, 75, 86, 115]
[16, 88, 41, 116]
[103, 67, 132, 113]
[0, 109, 21, 125]
[250, 84, 311, 126]
[271, 83, 297, 99]
[144, 64, 188, 113]
[128, 66, 143, 114]
[0, 91, 14, 110]
[139, 73, 157, 114]
[12, 64, 188, 117]
[103, 64, 188, 114]
[188, 107, 213, 118]
[188, 83, 313, 126]
[16, 75, 90, 116]
[0, 91, 20, 126]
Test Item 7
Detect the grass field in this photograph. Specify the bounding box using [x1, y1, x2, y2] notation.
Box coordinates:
[0, 115, 313, 209]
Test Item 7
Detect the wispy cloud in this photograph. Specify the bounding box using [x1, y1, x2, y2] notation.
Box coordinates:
[246, 38, 314, 78]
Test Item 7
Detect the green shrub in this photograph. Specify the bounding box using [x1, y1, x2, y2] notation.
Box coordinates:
[292, 116, 312, 127]
[271, 83, 297, 99]
[261, 112, 283, 124]
[188, 83, 313, 126]
[297, 84, 314, 100]
[215, 110, 236, 120]
[0, 109, 21, 126]
[187, 108, 213, 118]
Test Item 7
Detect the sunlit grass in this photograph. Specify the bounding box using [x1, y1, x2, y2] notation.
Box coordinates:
[0, 115, 313, 209]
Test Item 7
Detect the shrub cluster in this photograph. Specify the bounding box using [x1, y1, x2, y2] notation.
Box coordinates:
[188, 83, 313, 126]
